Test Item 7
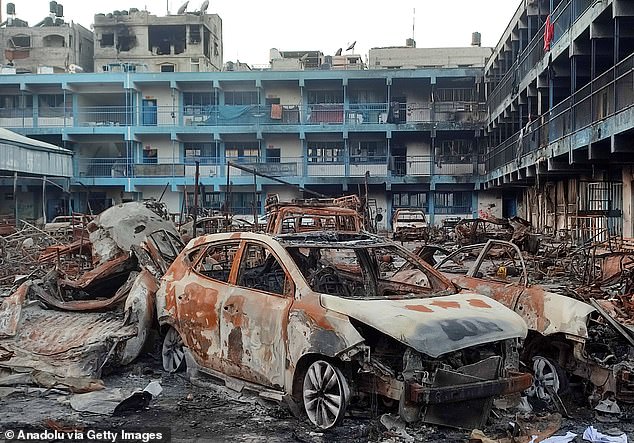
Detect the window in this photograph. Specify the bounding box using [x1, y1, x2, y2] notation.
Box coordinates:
[224, 91, 258, 106]
[184, 143, 218, 163]
[38, 94, 68, 117]
[43, 34, 65, 48]
[307, 141, 343, 163]
[143, 147, 158, 164]
[189, 25, 201, 44]
[225, 142, 259, 163]
[160, 64, 175, 72]
[183, 91, 216, 114]
[190, 58, 200, 72]
[350, 140, 387, 163]
[392, 192, 427, 209]
[10, 35, 30, 47]
[237, 243, 288, 296]
[435, 88, 476, 102]
[434, 191, 471, 214]
[307, 90, 343, 104]
[192, 242, 240, 282]
[266, 148, 280, 163]
[100, 33, 114, 47]
[0, 95, 33, 109]
[438, 140, 473, 162]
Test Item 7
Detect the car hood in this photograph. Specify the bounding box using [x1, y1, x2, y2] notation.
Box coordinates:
[320, 292, 527, 358]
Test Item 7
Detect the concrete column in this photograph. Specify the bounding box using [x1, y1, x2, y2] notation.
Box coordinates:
[623, 166, 633, 238]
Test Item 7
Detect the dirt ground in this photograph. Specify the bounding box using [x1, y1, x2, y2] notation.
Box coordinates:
[1, 354, 633, 443]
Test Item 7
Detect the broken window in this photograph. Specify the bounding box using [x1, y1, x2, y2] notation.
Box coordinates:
[189, 25, 201, 44]
[100, 33, 114, 48]
[237, 243, 289, 296]
[213, 40, 219, 57]
[117, 35, 136, 52]
[43, 34, 65, 48]
[148, 25, 186, 55]
[192, 242, 240, 282]
[9, 34, 30, 48]
[307, 90, 343, 104]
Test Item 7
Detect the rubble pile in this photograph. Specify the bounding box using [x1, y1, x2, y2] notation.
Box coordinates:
[0, 205, 632, 440]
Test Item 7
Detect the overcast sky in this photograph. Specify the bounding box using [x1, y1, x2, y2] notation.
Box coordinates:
[13, 0, 521, 66]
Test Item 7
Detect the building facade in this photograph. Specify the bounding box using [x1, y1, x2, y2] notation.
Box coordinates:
[0, 67, 485, 227]
[0, 0, 632, 234]
[482, 0, 634, 238]
[93, 8, 223, 73]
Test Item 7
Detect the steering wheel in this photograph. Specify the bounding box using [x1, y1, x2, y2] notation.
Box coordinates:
[312, 266, 351, 297]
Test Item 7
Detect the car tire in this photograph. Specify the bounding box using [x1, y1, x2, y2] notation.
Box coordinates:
[302, 360, 349, 429]
[162, 326, 186, 373]
[525, 355, 568, 402]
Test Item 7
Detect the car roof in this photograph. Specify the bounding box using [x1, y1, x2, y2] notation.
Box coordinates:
[185, 230, 392, 250]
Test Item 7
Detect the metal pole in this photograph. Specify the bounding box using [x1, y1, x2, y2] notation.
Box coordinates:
[225, 163, 231, 227]
[13, 171, 17, 228]
[227, 161, 329, 198]
[252, 170, 258, 230]
[193, 161, 200, 233]
[42, 175, 47, 223]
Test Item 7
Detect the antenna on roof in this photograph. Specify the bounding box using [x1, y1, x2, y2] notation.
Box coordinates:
[412, 8, 415, 42]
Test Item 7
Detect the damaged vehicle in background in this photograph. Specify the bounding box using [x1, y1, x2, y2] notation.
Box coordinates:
[433, 240, 634, 407]
[157, 231, 532, 430]
[392, 209, 429, 242]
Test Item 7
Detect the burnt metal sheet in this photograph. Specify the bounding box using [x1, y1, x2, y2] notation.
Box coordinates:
[320, 293, 527, 358]
[0, 285, 138, 390]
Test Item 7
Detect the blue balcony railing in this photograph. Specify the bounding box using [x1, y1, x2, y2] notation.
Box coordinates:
[0, 101, 485, 129]
[75, 155, 455, 179]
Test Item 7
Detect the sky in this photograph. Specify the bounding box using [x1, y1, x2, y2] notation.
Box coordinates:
[11, 0, 522, 66]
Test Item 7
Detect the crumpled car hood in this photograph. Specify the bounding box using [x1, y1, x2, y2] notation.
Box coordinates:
[320, 293, 528, 358]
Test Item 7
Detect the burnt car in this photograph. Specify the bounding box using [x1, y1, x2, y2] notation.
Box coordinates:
[392, 209, 429, 241]
[156, 231, 531, 430]
[434, 240, 634, 405]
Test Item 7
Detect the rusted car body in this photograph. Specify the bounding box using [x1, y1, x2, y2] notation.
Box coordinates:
[392, 209, 429, 241]
[455, 218, 514, 246]
[264, 197, 363, 234]
[156, 231, 531, 429]
[434, 240, 634, 404]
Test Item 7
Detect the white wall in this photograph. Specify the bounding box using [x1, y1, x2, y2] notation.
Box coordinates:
[136, 186, 181, 214]
[264, 135, 302, 158]
[477, 191, 503, 219]
[263, 83, 302, 105]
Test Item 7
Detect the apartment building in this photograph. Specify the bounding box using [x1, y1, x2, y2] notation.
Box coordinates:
[482, 0, 634, 238]
[0, 66, 485, 226]
[0, 2, 94, 74]
[93, 6, 223, 73]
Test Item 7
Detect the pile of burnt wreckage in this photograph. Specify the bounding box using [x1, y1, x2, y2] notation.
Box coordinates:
[0, 197, 632, 440]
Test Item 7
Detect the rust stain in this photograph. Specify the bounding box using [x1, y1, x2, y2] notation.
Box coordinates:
[405, 304, 434, 313]
[227, 327, 243, 363]
[467, 298, 492, 308]
[430, 300, 461, 309]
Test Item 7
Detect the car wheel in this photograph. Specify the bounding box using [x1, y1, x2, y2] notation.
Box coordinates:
[525, 356, 568, 402]
[162, 327, 186, 373]
[302, 360, 349, 429]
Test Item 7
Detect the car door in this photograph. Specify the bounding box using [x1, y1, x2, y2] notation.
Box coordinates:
[219, 240, 294, 389]
[175, 240, 241, 372]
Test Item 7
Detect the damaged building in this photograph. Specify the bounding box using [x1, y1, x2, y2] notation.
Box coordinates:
[0, 0, 630, 235]
[93, 5, 223, 73]
[0, 2, 94, 74]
